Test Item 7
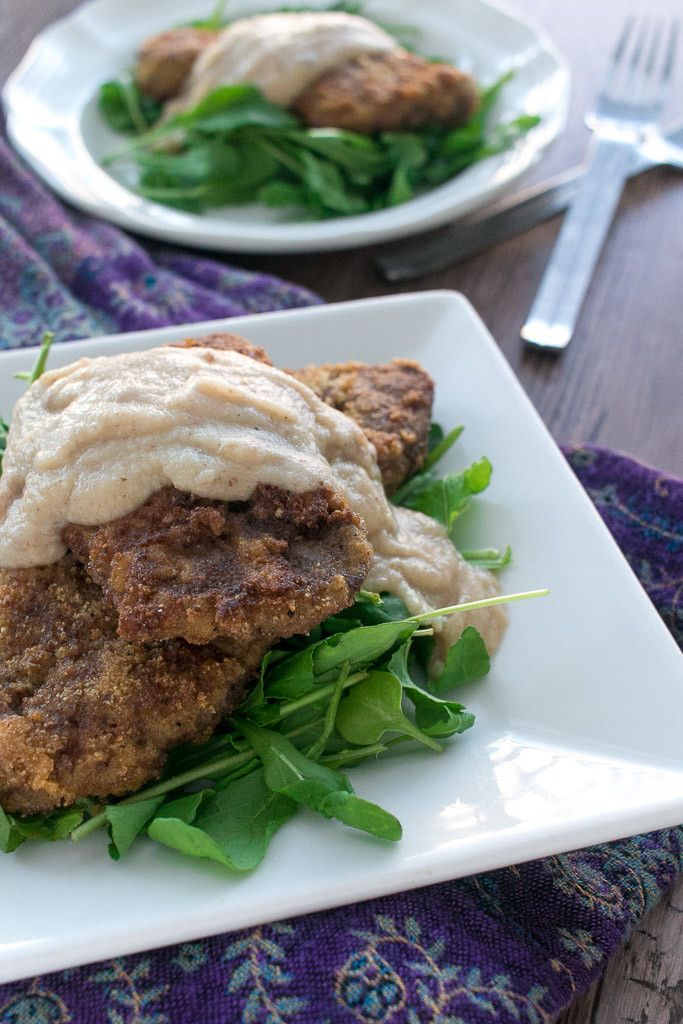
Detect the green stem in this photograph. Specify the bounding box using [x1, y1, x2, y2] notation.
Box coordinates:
[321, 735, 411, 769]
[205, 0, 230, 29]
[15, 331, 54, 383]
[406, 588, 549, 623]
[420, 424, 463, 473]
[256, 135, 302, 175]
[274, 670, 367, 721]
[120, 73, 149, 135]
[101, 122, 184, 165]
[306, 662, 348, 761]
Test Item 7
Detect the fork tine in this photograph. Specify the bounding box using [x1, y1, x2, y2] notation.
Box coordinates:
[645, 19, 662, 76]
[612, 15, 635, 66]
[629, 16, 649, 69]
[661, 19, 679, 83]
[604, 16, 636, 96]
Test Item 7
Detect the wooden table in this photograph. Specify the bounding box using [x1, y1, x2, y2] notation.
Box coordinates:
[2, 0, 682, 1019]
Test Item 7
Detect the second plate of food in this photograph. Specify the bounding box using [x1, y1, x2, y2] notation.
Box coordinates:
[3, 0, 569, 252]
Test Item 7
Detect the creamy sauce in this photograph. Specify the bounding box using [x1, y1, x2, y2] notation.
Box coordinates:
[0, 346, 506, 662]
[172, 11, 399, 111]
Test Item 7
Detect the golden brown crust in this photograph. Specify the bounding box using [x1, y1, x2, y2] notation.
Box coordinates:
[134, 27, 219, 102]
[63, 485, 372, 646]
[170, 332, 273, 365]
[292, 50, 478, 134]
[290, 359, 434, 494]
[0, 557, 265, 815]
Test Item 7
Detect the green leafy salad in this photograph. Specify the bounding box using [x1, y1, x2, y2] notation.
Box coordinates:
[0, 336, 546, 870]
[96, 1, 540, 218]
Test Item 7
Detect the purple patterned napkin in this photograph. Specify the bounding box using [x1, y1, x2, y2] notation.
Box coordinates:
[1, 136, 682, 1023]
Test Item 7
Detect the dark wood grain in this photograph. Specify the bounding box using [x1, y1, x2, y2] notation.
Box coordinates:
[1, 1, 682, 1020]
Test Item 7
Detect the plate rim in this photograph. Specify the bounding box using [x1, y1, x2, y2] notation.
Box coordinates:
[2, 0, 570, 253]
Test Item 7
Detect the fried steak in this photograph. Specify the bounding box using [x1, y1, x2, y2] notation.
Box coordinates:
[134, 27, 219, 102]
[63, 484, 372, 646]
[291, 358, 434, 495]
[0, 332, 434, 816]
[0, 556, 266, 815]
[293, 50, 478, 134]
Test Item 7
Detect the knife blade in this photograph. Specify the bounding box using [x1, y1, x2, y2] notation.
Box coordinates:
[375, 123, 683, 283]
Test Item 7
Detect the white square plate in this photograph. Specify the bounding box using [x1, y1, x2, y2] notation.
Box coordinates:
[0, 291, 681, 984]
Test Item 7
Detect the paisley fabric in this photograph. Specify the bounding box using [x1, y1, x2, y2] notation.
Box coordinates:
[1, 136, 682, 1023]
[0, 138, 319, 349]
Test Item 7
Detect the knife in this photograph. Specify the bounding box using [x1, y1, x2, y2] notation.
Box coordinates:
[374, 123, 683, 283]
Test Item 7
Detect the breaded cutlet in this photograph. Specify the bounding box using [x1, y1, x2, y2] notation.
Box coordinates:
[0, 556, 266, 815]
[293, 49, 477, 134]
[63, 484, 372, 646]
[290, 359, 434, 495]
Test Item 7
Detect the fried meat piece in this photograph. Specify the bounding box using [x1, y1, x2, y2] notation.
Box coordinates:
[63, 485, 372, 647]
[134, 27, 219, 101]
[0, 557, 265, 815]
[290, 359, 434, 495]
[292, 50, 478, 134]
[170, 331, 273, 365]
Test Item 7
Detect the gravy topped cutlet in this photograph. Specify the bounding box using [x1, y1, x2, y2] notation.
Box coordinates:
[0, 331, 506, 817]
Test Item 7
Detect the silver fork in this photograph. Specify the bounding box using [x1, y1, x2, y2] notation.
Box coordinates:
[521, 16, 679, 350]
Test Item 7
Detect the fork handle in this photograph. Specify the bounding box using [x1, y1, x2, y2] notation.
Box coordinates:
[521, 137, 640, 349]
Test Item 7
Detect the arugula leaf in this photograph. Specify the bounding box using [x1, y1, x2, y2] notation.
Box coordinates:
[100, 66, 540, 220]
[313, 620, 417, 676]
[405, 683, 475, 738]
[329, 593, 410, 628]
[235, 720, 401, 840]
[11, 807, 84, 842]
[334, 670, 443, 751]
[194, 769, 297, 869]
[148, 819, 237, 868]
[107, 795, 167, 859]
[266, 619, 416, 699]
[153, 791, 207, 825]
[149, 770, 299, 871]
[400, 457, 492, 532]
[99, 78, 162, 135]
[264, 646, 316, 700]
[0, 805, 25, 853]
[435, 625, 491, 693]
[384, 641, 475, 738]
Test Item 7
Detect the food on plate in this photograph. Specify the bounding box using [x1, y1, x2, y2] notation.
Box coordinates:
[63, 484, 372, 645]
[164, 12, 402, 118]
[292, 49, 478, 135]
[174, 333, 434, 493]
[291, 357, 433, 494]
[98, 7, 540, 218]
[134, 27, 220, 102]
[144, 12, 476, 135]
[0, 556, 266, 815]
[0, 330, 540, 868]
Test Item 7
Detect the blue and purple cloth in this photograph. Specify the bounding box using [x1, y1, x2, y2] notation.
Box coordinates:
[0, 135, 682, 1024]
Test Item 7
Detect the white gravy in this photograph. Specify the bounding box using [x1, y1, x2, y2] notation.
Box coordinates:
[173, 11, 399, 111]
[0, 346, 506, 662]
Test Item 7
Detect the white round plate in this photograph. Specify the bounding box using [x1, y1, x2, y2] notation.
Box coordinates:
[3, 0, 569, 253]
